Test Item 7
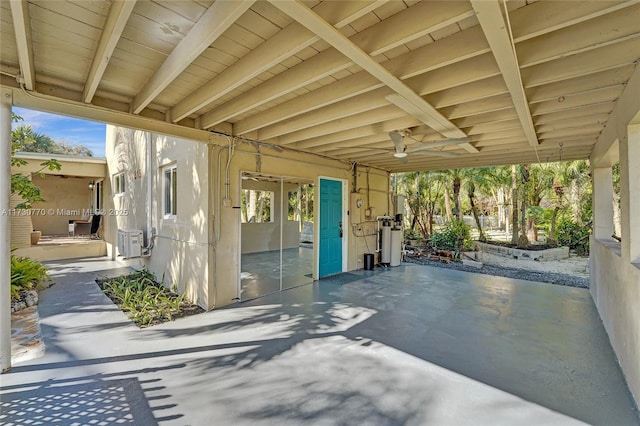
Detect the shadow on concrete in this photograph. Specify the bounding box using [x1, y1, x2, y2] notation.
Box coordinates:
[0, 365, 184, 425]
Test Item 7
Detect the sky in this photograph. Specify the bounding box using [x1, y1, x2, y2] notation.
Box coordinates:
[13, 107, 107, 157]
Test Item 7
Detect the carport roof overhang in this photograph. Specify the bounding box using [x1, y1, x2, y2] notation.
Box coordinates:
[1, 0, 639, 172]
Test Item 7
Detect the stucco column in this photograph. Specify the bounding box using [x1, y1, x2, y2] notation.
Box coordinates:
[592, 166, 614, 241]
[1, 88, 12, 372]
[623, 124, 640, 264]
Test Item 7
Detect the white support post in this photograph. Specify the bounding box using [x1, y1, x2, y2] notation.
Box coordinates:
[624, 124, 640, 264]
[1, 88, 13, 372]
[592, 166, 614, 241]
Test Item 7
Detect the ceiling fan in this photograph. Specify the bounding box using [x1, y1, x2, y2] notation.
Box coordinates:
[388, 130, 470, 160]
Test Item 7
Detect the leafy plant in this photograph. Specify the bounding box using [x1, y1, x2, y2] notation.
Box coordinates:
[428, 220, 472, 254]
[11, 255, 50, 299]
[557, 216, 590, 256]
[98, 269, 197, 328]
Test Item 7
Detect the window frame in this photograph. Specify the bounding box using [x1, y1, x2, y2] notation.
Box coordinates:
[113, 172, 125, 196]
[162, 164, 178, 219]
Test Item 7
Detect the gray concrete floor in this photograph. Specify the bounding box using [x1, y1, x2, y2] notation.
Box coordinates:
[241, 246, 313, 300]
[1, 258, 638, 425]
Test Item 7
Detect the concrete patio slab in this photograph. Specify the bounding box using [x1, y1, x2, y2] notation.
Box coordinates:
[1, 258, 638, 425]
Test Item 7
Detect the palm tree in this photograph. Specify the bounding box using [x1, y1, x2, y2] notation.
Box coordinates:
[400, 171, 445, 239]
[462, 167, 497, 242]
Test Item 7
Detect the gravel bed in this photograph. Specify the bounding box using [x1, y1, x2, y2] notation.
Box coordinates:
[404, 255, 590, 289]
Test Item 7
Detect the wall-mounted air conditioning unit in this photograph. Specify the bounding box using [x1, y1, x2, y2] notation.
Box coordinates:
[118, 229, 143, 258]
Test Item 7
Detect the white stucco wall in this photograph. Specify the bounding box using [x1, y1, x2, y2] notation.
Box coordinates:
[105, 127, 391, 310]
[105, 126, 211, 308]
[212, 143, 390, 308]
[590, 239, 640, 403]
[590, 76, 640, 405]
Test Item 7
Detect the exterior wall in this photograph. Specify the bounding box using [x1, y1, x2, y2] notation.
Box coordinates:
[30, 175, 95, 235]
[105, 127, 391, 310]
[213, 144, 390, 308]
[590, 239, 640, 404]
[104, 126, 211, 309]
[10, 154, 106, 244]
[9, 194, 32, 247]
[590, 76, 640, 405]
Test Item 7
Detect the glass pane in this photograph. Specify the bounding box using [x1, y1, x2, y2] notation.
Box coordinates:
[282, 181, 314, 290]
[164, 170, 171, 215]
[172, 168, 177, 215]
[240, 173, 282, 301]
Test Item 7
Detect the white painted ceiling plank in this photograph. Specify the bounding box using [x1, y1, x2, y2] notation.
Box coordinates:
[9, 0, 35, 90]
[176, 0, 387, 125]
[268, 0, 466, 139]
[132, 0, 255, 114]
[471, 0, 539, 147]
[83, 0, 136, 103]
[203, 0, 476, 130]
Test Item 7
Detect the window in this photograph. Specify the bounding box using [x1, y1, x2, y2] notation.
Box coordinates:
[241, 190, 273, 223]
[95, 180, 103, 210]
[163, 165, 177, 218]
[113, 172, 125, 195]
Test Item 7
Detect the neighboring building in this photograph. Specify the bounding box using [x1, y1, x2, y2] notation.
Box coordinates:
[10, 152, 107, 261]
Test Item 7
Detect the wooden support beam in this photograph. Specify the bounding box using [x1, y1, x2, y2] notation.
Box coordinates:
[83, 0, 136, 103]
[202, 0, 475, 130]
[173, 0, 386, 124]
[471, 0, 538, 147]
[269, 0, 467, 139]
[132, 0, 255, 114]
[9, 0, 35, 90]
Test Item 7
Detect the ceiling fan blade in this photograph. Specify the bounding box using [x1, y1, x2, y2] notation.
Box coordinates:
[410, 149, 459, 158]
[388, 131, 405, 153]
[408, 137, 472, 149]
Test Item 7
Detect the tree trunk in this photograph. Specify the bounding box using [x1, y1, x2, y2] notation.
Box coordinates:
[549, 206, 559, 246]
[257, 192, 265, 223]
[453, 176, 461, 221]
[511, 165, 518, 244]
[444, 187, 453, 221]
[517, 165, 530, 248]
[248, 190, 257, 222]
[518, 191, 529, 248]
[613, 191, 622, 238]
[469, 193, 487, 242]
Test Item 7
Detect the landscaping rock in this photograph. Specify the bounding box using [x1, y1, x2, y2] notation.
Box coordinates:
[462, 259, 483, 269]
[11, 301, 27, 313]
[24, 290, 39, 307]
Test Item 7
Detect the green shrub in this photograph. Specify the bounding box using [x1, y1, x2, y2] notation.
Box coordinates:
[11, 255, 50, 299]
[99, 269, 189, 328]
[428, 220, 472, 253]
[557, 217, 590, 255]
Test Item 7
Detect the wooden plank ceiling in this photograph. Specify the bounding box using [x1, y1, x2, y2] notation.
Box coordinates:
[1, 0, 639, 171]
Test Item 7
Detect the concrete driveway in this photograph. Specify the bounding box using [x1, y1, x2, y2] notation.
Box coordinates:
[1, 258, 638, 425]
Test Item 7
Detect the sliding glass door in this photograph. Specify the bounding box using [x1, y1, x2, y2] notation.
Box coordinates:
[240, 173, 314, 301]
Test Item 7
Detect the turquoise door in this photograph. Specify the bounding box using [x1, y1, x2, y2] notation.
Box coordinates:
[319, 179, 343, 277]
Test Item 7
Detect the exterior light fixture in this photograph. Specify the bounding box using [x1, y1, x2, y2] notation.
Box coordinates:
[88, 180, 95, 190]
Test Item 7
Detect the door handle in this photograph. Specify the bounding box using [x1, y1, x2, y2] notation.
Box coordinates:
[339, 221, 343, 238]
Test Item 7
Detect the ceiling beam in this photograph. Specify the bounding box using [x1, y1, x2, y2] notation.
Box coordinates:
[173, 0, 386, 124]
[267, 0, 467, 139]
[3, 84, 216, 144]
[202, 0, 475, 130]
[132, 0, 255, 114]
[9, 0, 35, 91]
[471, 0, 538, 147]
[234, 26, 491, 136]
[83, 0, 136, 104]
[509, 0, 639, 43]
